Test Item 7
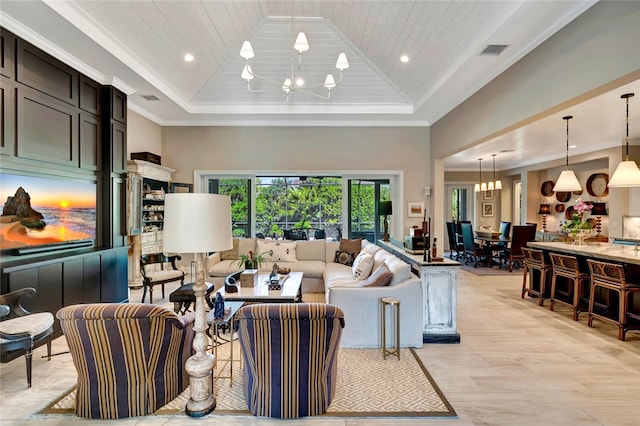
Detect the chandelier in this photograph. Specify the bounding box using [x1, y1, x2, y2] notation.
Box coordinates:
[239, 25, 349, 101]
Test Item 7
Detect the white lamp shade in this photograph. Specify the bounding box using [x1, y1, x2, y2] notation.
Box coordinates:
[608, 160, 640, 187]
[553, 170, 582, 192]
[240, 41, 254, 60]
[488, 181, 495, 191]
[495, 180, 502, 190]
[481, 182, 487, 192]
[294, 32, 309, 53]
[241, 64, 254, 81]
[474, 183, 480, 193]
[335, 53, 349, 71]
[163, 193, 232, 254]
[324, 74, 336, 89]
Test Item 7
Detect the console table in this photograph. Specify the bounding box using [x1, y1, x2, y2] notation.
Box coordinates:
[377, 241, 460, 343]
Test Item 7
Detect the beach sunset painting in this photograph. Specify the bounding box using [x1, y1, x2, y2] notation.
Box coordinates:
[0, 173, 96, 250]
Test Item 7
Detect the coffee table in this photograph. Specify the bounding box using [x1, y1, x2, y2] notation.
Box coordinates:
[217, 271, 303, 303]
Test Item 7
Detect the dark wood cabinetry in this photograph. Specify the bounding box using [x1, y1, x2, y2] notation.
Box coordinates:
[1, 27, 129, 320]
[1, 247, 129, 337]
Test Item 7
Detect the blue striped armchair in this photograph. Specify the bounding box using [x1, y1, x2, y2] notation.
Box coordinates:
[236, 303, 345, 418]
[56, 303, 194, 419]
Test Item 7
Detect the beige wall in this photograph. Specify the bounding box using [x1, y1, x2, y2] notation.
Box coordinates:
[161, 126, 430, 237]
[431, 1, 640, 159]
[127, 111, 162, 156]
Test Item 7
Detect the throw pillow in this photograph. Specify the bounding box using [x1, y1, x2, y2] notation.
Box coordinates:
[352, 252, 374, 280]
[334, 250, 355, 266]
[339, 238, 363, 256]
[219, 238, 239, 260]
[256, 240, 297, 262]
[358, 264, 393, 287]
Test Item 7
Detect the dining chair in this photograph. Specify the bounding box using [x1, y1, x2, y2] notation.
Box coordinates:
[498, 225, 537, 272]
[489, 221, 512, 256]
[460, 222, 491, 267]
[446, 221, 464, 260]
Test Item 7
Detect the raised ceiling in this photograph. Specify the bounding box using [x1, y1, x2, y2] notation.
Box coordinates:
[3, 0, 637, 171]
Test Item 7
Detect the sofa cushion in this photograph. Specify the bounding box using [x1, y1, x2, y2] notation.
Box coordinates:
[219, 238, 239, 260]
[358, 264, 393, 287]
[339, 238, 362, 256]
[352, 252, 374, 280]
[257, 240, 297, 262]
[361, 241, 382, 257]
[373, 249, 392, 272]
[325, 241, 340, 263]
[238, 238, 256, 257]
[334, 250, 355, 266]
[324, 263, 361, 289]
[296, 240, 326, 261]
[385, 256, 411, 285]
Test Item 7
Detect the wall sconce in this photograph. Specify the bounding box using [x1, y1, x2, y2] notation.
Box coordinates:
[538, 203, 551, 232]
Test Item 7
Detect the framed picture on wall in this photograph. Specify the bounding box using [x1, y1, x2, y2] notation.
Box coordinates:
[407, 202, 425, 218]
[170, 182, 193, 193]
[482, 202, 494, 217]
[483, 190, 494, 200]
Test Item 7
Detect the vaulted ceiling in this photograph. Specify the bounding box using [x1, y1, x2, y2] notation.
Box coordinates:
[1, 0, 638, 171]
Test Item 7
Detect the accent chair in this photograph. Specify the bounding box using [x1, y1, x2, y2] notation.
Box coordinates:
[56, 303, 195, 419]
[236, 303, 345, 418]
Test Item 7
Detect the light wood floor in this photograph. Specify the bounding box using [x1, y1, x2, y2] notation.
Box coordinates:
[1, 268, 639, 425]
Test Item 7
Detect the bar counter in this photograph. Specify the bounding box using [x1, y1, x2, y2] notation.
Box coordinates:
[527, 241, 640, 266]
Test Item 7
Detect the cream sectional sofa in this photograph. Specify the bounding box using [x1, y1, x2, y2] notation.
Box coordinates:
[206, 238, 423, 348]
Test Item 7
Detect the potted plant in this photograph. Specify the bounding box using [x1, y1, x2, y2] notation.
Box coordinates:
[563, 198, 593, 245]
[236, 250, 273, 270]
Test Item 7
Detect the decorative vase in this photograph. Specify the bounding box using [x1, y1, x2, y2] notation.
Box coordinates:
[567, 228, 592, 245]
[213, 292, 225, 319]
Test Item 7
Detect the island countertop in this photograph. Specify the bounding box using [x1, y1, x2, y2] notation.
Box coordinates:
[528, 241, 640, 265]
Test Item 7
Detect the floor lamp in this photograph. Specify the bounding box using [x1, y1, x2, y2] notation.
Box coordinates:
[378, 200, 392, 242]
[163, 193, 232, 417]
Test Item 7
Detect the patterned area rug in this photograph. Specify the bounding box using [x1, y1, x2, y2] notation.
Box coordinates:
[38, 341, 456, 418]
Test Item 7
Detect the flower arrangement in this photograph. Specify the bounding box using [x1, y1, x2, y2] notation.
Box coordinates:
[236, 250, 273, 269]
[563, 198, 593, 237]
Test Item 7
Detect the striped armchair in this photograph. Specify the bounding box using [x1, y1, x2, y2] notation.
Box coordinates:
[56, 303, 195, 419]
[236, 303, 345, 418]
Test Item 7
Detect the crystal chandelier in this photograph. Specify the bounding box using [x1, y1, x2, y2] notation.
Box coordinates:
[239, 25, 349, 101]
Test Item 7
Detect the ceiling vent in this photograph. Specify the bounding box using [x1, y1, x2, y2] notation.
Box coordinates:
[141, 95, 160, 101]
[480, 44, 509, 56]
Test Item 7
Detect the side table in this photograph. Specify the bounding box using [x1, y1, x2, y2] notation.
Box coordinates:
[206, 300, 245, 386]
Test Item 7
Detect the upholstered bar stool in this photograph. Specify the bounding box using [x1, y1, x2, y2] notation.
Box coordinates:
[549, 253, 591, 321]
[380, 297, 400, 360]
[587, 259, 640, 341]
[521, 247, 552, 306]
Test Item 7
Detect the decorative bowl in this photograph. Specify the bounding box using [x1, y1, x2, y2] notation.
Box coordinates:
[277, 266, 291, 275]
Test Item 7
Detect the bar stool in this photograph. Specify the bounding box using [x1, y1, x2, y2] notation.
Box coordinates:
[587, 259, 640, 341]
[549, 253, 591, 321]
[521, 247, 552, 306]
[380, 297, 400, 360]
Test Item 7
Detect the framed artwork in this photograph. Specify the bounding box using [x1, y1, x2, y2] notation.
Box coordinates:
[482, 202, 494, 217]
[407, 202, 425, 218]
[483, 190, 494, 200]
[170, 182, 193, 193]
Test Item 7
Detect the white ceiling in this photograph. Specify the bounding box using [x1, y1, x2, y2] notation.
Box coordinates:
[1, 0, 637, 171]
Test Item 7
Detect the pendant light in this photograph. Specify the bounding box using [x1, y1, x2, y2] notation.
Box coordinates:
[488, 153, 502, 191]
[552, 115, 582, 192]
[609, 93, 640, 187]
[474, 158, 487, 193]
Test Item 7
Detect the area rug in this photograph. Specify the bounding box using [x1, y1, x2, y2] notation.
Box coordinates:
[38, 342, 456, 418]
[459, 263, 522, 276]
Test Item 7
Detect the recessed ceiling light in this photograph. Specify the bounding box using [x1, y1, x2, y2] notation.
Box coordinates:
[184, 53, 194, 62]
[400, 55, 409, 63]
[569, 145, 577, 149]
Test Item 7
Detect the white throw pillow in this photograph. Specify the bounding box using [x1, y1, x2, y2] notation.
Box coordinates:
[256, 240, 297, 262]
[352, 252, 374, 280]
